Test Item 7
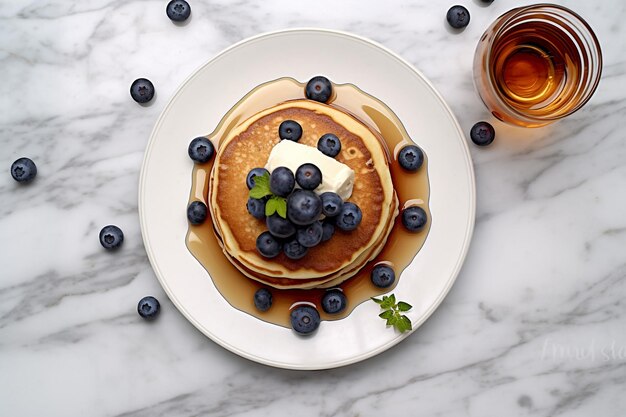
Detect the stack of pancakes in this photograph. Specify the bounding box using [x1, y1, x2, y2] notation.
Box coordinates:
[209, 100, 398, 289]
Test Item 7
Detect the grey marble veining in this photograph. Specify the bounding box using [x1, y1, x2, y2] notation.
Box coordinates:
[1, 0, 625, 416]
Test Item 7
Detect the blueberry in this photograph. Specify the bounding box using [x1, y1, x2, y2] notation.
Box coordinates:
[321, 290, 347, 314]
[255, 231, 282, 258]
[188, 137, 214, 163]
[166, 0, 191, 22]
[270, 166, 295, 197]
[335, 202, 362, 231]
[253, 288, 273, 312]
[470, 121, 495, 146]
[10, 157, 37, 183]
[284, 237, 309, 260]
[371, 264, 396, 288]
[287, 190, 322, 226]
[295, 163, 322, 190]
[321, 221, 335, 242]
[320, 192, 343, 217]
[402, 206, 428, 232]
[278, 120, 303, 142]
[187, 201, 208, 225]
[398, 145, 424, 171]
[247, 197, 266, 219]
[297, 221, 323, 248]
[317, 133, 341, 157]
[290, 305, 321, 335]
[246, 167, 270, 189]
[99, 225, 124, 250]
[446, 5, 470, 29]
[130, 78, 155, 103]
[305, 76, 333, 103]
[137, 296, 160, 320]
[266, 213, 296, 239]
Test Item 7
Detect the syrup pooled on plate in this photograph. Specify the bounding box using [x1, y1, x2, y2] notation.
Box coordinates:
[186, 78, 430, 328]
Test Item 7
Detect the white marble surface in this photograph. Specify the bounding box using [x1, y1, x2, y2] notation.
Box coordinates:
[1, 0, 625, 415]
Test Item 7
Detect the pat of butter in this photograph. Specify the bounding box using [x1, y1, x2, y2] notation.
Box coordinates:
[265, 140, 355, 200]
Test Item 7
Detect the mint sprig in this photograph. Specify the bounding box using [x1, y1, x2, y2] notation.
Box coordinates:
[371, 294, 413, 333]
[249, 172, 287, 219]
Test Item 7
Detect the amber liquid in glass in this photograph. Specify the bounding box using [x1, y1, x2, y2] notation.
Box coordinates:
[186, 78, 430, 328]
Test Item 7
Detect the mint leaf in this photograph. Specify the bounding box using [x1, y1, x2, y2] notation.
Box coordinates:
[265, 198, 278, 216]
[380, 297, 394, 310]
[249, 172, 271, 199]
[274, 196, 287, 218]
[395, 315, 412, 333]
[397, 302, 412, 312]
[371, 297, 383, 304]
[379, 310, 394, 320]
[389, 294, 396, 306]
[387, 315, 398, 326]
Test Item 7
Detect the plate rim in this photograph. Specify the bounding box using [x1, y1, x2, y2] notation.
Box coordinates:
[138, 28, 476, 370]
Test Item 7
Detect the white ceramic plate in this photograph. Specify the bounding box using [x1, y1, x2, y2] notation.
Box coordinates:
[139, 29, 475, 370]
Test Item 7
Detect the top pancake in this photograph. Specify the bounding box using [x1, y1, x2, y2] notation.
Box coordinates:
[209, 99, 395, 280]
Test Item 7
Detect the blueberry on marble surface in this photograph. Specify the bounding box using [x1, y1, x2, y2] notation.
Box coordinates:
[284, 237, 309, 260]
[317, 133, 341, 157]
[335, 202, 362, 231]
[269, 166, 295, 197]
[296, 163, 322, 190]
[99, 225, 124, 250]
[287, 190, 322, 226]
[10, 157, 37, 183]
[246, 167, 270, 189]
[305, 76, 333, 103]
[130, 78, 155, 103]
[321, 290, 347, 314]
[188, 137, 214, 163]
[398, 145, 424, 171]
[469, 121, 495, 146]
[256, 231, 282, 258]
[447, 5, 470, 29]
[371, 264, 396, 288]
[137, 296, 160, 320]
[166, 0, 191, 22]
[278, 120, 303, 142]
[290, 305, 321, 335]
[187, 201, 208, 225]
[402, 206, 428, 232]
[253, 288, 273, 312]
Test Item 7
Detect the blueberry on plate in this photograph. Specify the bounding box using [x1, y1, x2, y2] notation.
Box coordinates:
[188, 137, 214, 163]
[321, 221, 335, 242]
[99, 225, 124, 250]
[279, 120, 303, 142]
[305, 76, 333, 103]
[320, 192, 343, 217]
[398, 145, 424, 171]
[296, 221, 323, 248]
[446, 5, 470, 29]
[138, 296, 160, 320]
[284, 237, 309, 260]
[296, 163, 322, 190]
[246, 167, 270, 189]
[247, 197, 266, 219]
[287, 190, 322, 226]
[166, 0, 191, 22]
[321, 289, 347, 314]
[10, 157, 37, 183]
[253, 288, 273, 312]
[256, 231, 282, 258]
[317, 133, 341, 157]
[290, 305, 321, 335]
[469, 121, 495, 146]
[266, 213, 296, 239]
[187, 201, 208, 225]
[335, 202, 362, 231]
[270, 166, 295, 197]
[371, 264, 396, 288]
[130, 78, 155, 103]
[402, 206, 428, 232]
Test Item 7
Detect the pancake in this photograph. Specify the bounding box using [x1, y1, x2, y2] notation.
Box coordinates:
[209, 99, 397, 287]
